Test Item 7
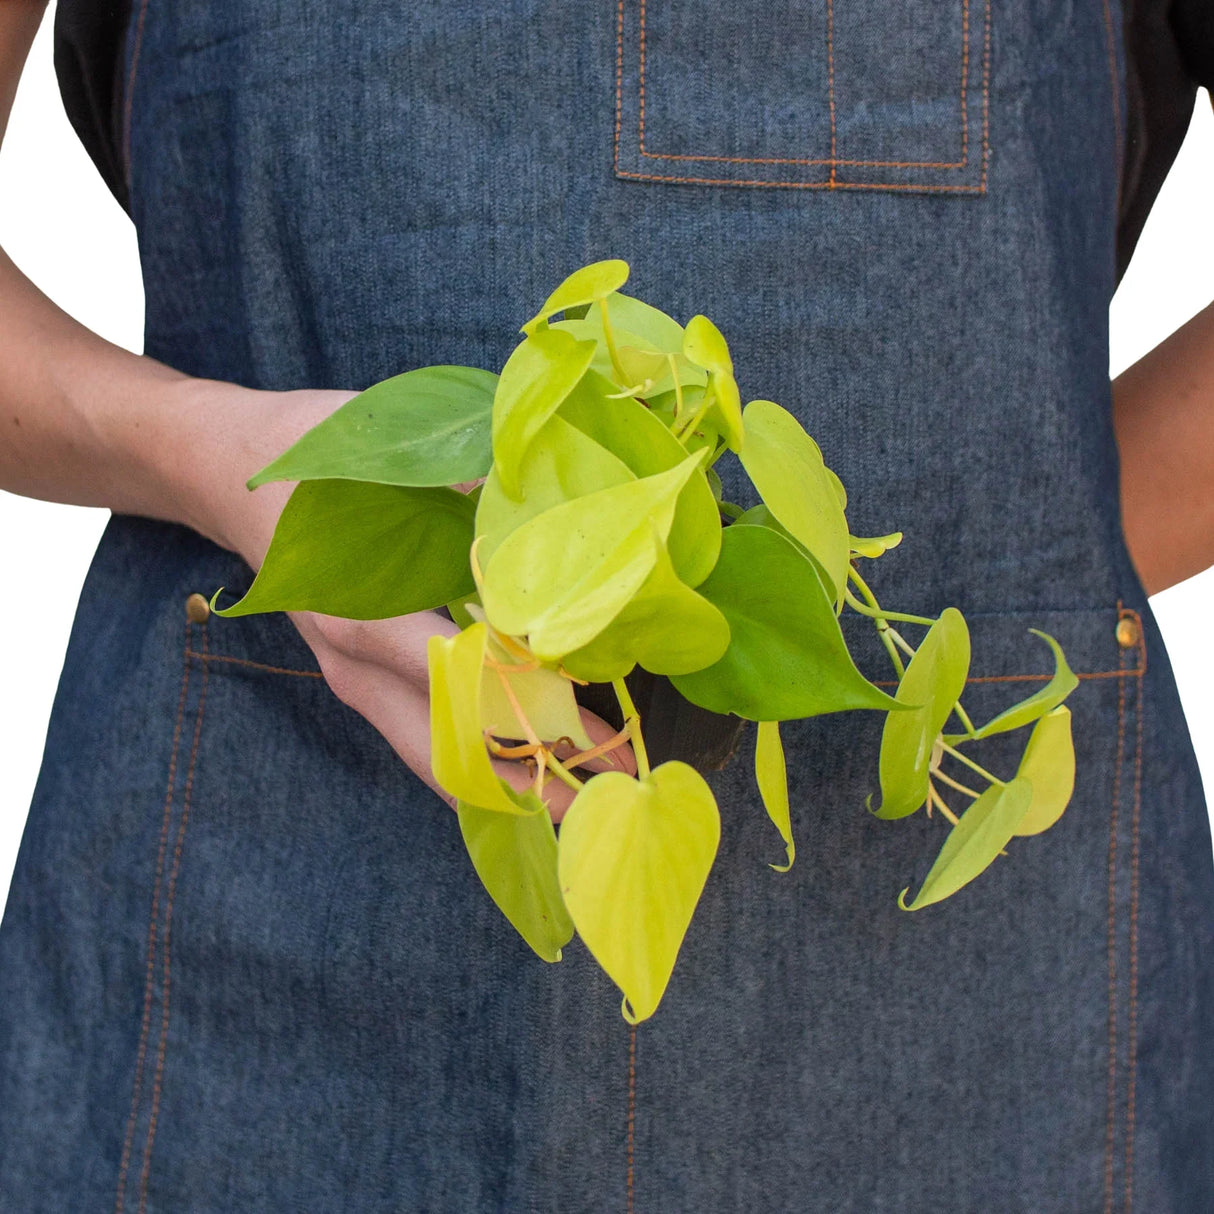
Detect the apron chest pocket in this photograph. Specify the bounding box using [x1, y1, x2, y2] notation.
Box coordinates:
[613, 0, 991, 193]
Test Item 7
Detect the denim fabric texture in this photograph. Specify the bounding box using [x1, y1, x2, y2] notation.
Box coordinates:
[2, 1, 1213, 1210]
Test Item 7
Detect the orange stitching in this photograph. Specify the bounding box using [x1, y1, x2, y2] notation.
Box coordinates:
[186, 649, 323, 679]
[113, 619, 191, 1214]
[614, 0, 626, 174]
[136, 626, 211, 1212]
[627, 1025, 637, 1214]
[630, 0, 981, 173]
[1103, 620, 1128, 1214]
[826, 0, 837, 187]
[615, 168, 986, 193]
[1124, 650, 1145, 1211]
[1100, 0, 1123, 170]
[121, 0, 152, 187]
[978, 0, 990, 192]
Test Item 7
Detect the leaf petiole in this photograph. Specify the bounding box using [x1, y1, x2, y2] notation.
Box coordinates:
[927, 782, 961, 826]
[842, 586, 935, 627]
[598, 296, 629, 385]
[940, 741, 1005, 787]
[544, 750, 585, 793]
[612, 678, 651, 780]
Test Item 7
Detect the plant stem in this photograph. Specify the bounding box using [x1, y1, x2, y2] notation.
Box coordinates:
[940, 741, 1004, 787]
[599, 297, 628, 385]
[932, 767, 981, 800]
[672, 380, 715, 443]
[842, 587, 935, 627]
[669, 355, 684, 421]
[846, 566, 907, 679]
[544, 750, 585, 793]
[884, 626, 919, 660]
[612, 678, 651, 780]
[952, 701, 977, 737]
[928, 782, 961, 826]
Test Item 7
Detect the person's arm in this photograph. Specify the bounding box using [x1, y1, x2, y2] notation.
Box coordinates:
[0, 1, 629, 814]
[1113, 297, 1214, 596]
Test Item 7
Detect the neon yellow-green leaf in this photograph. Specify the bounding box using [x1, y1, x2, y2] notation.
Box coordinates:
[707, 370, 745, 451]
[682, 314, 733, 376]
[558, 762, 720, 1023]
[850, 532, 903, 559]
[427, 624, 531, 814]
[552, 315, 704, 397]
[211, 481, 474, 620]
[945, 630, 1078, 743]
[738, 400, 851, 609]
[521, 260, 631, 335]
[475, 414, 634, 568]
[458, 796, 573, 962]
[827, 467, 848, 511]
[756, 721, 794, 872]
[899, 778, 1032, 911]
[1013, 706, 1076, 836]
[492, 329, 596, 499]
[870, 608, 971, 819]
[559, 372, 721, 586]
[561, 530, 730, 683]
[480, 630, 592, 749]
[481, 453, 704, 660]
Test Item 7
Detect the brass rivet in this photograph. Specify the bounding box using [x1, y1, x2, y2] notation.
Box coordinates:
[1115, 616, 1139, 649]
[185, 593, 211, 624]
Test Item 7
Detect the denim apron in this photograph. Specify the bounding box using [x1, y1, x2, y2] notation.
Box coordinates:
[3, 2, 1213, 1210]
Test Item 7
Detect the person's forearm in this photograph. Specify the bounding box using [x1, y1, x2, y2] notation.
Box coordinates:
[1112, 298, 1214, 596]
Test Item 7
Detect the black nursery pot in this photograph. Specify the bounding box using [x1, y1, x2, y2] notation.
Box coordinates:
[574, 671, 746, 773]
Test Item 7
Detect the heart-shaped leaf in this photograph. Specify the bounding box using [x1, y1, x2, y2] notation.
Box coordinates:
[755, 721, 794, 872]
[492, 329, 596, 499]
[560, 372, 721, 586]
[521, 260, 631, 335]
[945, 630, 1078, 743]
[870, 608, 971, 820]
[459, 796, 574, 961]
[428, 623, 533, 815]
[558, 762, 720, 1022]
[671, 525, 900, 720]
[248, 366, 498, 489]
[1013, 706, 1076, 836]
[739, 399, 851, 609]
[481, 453, 704, 660]
[211, 481, 475, 619]
[561, 530, 730, 683]
[475, 414, 634, 568]
[898, 778, 1032, 911]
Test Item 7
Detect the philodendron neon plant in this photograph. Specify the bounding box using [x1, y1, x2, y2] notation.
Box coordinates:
[211, 260, 1079, 1023]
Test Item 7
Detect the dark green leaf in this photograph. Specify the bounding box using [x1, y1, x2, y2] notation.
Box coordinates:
[212, 480, 474, 619]
[671, 525, 900, 720]
[248, 366, 498, 489]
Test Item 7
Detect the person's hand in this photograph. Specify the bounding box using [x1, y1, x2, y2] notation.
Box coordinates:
[189, 383, 635, 821]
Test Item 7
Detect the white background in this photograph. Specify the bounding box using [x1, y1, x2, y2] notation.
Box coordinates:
[1, 9, 1213, 905]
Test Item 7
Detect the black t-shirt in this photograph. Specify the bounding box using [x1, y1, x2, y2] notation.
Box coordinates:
[52, 0, 1214, 285]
